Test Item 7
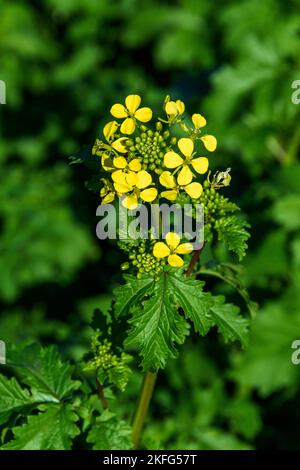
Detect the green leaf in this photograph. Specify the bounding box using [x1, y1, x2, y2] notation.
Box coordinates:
[215, 215, 250, 260]
[7, 344, 80, 402]
[0, 375, 34, 425]
[196, 427, 252, 450]
[1, 404, 79, 450]
[87, 410, 132, 450]
[125, 272, 189, 370]
[124, 270, 248, 370]
[199, 263, 258, 318]
[169, 271, 249, 347]
[113, 275, 154, 318]
[209, 297, 249, 348]
[106, 353, 133, 392]
[224, 399, 262, 440]
[231, 303, 300, 396]
[272, 194, 300, 230]
[168, 271, 213, 335]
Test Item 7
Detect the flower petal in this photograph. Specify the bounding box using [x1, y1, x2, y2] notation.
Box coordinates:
[110, 103, 128, 118]
[111, 137, 127, 153]
[177, 165, 193, 186]
[112, 170, 127, 184]
[164, 151, 183, 169]
[192, 113, 206, 129]
[101, 154, 114, 171]
[122, 194, 138, 210]
[136, 170, 152, 189]
[125, 95, 141, 114]
[165, 101, 178, 115]
[159, 171, 176, 188]
[153, 242, 170, 258]
[102, 193, 115, 204]
[126, 171, 138, 187]
[178, 137, 194, 157]
[176, 242, 193, 255]
[120, 117, 136, 135]
[191, 157, 209, 174]
[129, 158, 142, 172]
[140, 187, 158, 202]
[184, 182, 203, 199]
[168, 254, 184, 267]
[114, 181, 132, 194]
[113, 156, 127, 169]
[176, 100, 185, 115]
[103, 121, 118, 140]
[134, 107, 152, 122]
[161, 190, 178, 201]
[165, 232, 180, 250]
[201, 135, 217, 152]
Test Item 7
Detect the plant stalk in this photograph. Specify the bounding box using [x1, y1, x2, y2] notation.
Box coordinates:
[97, 380, 109, 410]
[132, 371, 157, 449]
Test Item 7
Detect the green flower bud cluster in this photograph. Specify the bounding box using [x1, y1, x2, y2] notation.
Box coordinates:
[86, 338, 118, 371]
[126, 123, 176, 173]
[194, 182, 239, 236]
[128, 241, 166, 278]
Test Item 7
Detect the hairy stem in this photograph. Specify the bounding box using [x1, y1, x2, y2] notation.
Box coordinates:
[132, 371, 157, 449]
[97, 380, 109, 410]
[186, 242, 205, 277]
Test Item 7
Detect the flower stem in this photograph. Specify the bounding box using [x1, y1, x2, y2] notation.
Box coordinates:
[96, 379, 109, 410]
[131, 371, 157, 449]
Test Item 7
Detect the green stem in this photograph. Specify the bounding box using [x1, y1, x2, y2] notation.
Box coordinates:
[132, 371, 157, 449]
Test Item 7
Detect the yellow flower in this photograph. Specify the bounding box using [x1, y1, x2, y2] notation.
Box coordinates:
[111, 157, 142, 186]
[165, 99, 185, 117]
[181, 114, 217, 151]
[100, 178, 115, 204]
[93, 121, 128, 171]
[110, 94, 152, 135]
[201, 134, 217, 152]
[192, 113, 207, 129]
[113, 170, 157, 209]
[153, 232, 193, 267]
[163, 137, 209, 186]
[159, 171, 203, 201]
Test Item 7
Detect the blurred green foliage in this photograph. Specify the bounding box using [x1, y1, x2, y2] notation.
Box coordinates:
[0, 0, 300, 449]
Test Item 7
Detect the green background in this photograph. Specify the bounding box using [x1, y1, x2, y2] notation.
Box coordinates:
[1, 0, 300, 449]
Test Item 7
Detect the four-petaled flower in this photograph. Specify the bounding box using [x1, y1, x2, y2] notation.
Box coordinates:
[113, 170, 157, 209]
[153, 232, 193, 267]
[111, 157, 142, 186]
[110, 95, 152, 135]
[165, 99, 185, 117]
[159, 171, 203, 201]
[164, 137, 209, 186]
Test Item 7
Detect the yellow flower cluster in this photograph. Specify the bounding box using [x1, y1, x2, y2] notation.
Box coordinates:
[94, 94, 217, 210]
[93, 94, 218, 268]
